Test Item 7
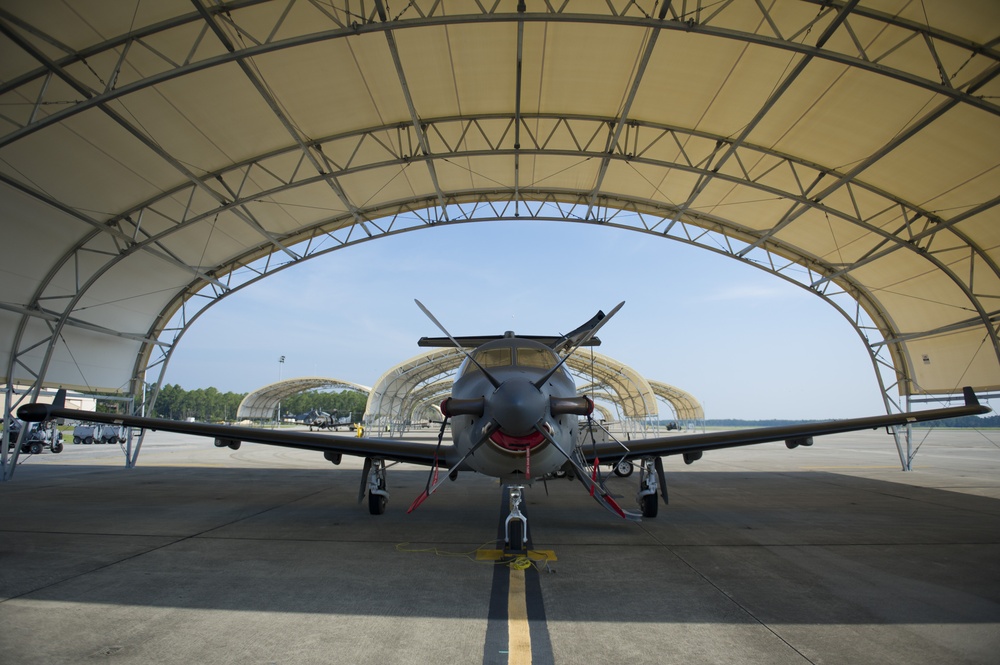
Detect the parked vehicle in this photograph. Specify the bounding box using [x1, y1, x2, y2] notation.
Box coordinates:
[72, 424, 96, 444]
[72, 423, 124, 444]
[5, 418, 63, 454]
[97, 425, 124, 444]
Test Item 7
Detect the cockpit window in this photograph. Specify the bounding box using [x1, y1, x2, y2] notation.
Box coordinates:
[516, 347, 557, 368]
[473, 347, 512, 368]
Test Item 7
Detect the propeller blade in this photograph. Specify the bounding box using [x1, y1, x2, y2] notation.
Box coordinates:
[406, 487, 432, 513]
[550, 311, 606, 352]
[533, 301, 625, 389]
[533, 421, 640, 521]
[406, 422, 498, 513]
[415, 299, 501, 389]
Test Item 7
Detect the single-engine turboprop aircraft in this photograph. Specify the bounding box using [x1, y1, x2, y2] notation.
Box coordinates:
[17, 301, 991, 551]
[299, 409, 352, 431]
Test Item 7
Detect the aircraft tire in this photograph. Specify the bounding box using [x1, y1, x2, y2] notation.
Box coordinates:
[640, 493, 658, 518]
[507, 520, 525, 553]
[368, 492, 387, 515]
[52, 442, 64, 454]
[613, 460, 634, 477]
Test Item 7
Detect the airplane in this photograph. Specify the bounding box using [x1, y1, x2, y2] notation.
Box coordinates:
[298, 409, 353, 431]
[17, 300, 991, 553]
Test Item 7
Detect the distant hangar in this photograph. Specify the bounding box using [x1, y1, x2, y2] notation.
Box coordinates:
[237, 350, 705, 434]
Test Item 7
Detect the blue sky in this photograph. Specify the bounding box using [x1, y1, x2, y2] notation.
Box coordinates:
[163, 221, 890, 420]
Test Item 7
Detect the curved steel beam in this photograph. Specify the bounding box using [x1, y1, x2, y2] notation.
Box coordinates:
[2, 1, 998, 152]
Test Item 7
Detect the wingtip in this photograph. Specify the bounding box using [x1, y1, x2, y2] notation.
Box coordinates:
[19, 388, 68, 421]
[17, 402, 50, 422]
[963, 386, 980, 407]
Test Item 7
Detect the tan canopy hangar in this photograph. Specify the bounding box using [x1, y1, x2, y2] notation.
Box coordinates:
[365, 346, 692, 434]
[236, 377, 370, 420]
[2, 2, 998, 476]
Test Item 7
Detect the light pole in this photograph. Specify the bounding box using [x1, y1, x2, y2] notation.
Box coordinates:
[277, 355, 285, 426]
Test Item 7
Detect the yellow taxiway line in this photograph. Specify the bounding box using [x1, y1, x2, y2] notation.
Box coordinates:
[507, 567, 532, 665]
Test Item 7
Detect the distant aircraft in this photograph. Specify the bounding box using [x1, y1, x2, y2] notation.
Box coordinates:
[18, 301, 990, 552]
[298, 409, 352, 431]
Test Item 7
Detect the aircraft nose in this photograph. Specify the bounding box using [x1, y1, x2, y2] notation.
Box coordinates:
[491, 379, 547, 436]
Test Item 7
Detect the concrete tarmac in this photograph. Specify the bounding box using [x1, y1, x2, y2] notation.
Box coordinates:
[1, 427, 999, 664]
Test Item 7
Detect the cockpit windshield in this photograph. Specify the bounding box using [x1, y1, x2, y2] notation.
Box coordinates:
[463, 344, 559, 375]
[516, 347, 557, 369]
[472, 347, 512, 368]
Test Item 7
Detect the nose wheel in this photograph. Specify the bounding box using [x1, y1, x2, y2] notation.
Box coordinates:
[504, 485, 528, 554]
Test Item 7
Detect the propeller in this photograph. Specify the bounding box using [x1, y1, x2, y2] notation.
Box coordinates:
[533, 301, 625, 389]
[407, 300, 510, 513]
[415, 299, 501, 389]
[408, 300, 631, 518]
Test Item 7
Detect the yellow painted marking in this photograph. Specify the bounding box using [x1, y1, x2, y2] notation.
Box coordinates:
[475, 549, 557, 562]
[507, 567, 532, 665]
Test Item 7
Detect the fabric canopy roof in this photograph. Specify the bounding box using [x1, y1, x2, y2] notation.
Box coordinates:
[1, 1, 998, 405]
[236, 376, 370, 420]
[365, 346, 701, 425]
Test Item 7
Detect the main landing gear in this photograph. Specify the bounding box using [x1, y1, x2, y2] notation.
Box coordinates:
[636, 457, 665, 518]
[505, 485, 528, 554]
[367, 458, 389, 515]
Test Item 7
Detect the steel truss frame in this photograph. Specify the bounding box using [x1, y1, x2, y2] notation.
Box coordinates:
[368, 348, 664, 437]
[3, 0, 999, 140]
[4, 1, 998, 477]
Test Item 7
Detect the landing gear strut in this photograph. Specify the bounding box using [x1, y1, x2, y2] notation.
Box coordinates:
[505, 485, 528, 553]
[637, 457, 659, 518]
[367, 458, 388, 515]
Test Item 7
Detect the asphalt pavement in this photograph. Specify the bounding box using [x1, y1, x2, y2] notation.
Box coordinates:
[1, 427, 998, 664]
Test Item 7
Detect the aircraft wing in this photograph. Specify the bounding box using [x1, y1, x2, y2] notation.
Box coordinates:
[581, 387, 991, 463]
[17, 396, 445, 467]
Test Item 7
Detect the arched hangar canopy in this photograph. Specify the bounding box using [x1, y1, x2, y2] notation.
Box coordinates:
[366, 347, 664, 423]
[366, 348, 463, 426]
[567, 349, 659, 419]
[1, 1, 998, 407]
[648, 380, 705, 422]
[237, 376, 370, 420]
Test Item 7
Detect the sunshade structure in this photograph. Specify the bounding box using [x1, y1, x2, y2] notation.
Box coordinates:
[236, 376, 370, 420]
[648, 380, 705, 422]
[2, 1, 999, 476]
[365, 346, 700, 434]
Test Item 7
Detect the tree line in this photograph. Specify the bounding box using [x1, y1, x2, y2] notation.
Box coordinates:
[141, 384, 367, 422]
[278, 389, 368, 420]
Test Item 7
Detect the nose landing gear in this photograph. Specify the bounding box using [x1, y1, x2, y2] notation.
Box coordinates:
[504, 484, 528, 554]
